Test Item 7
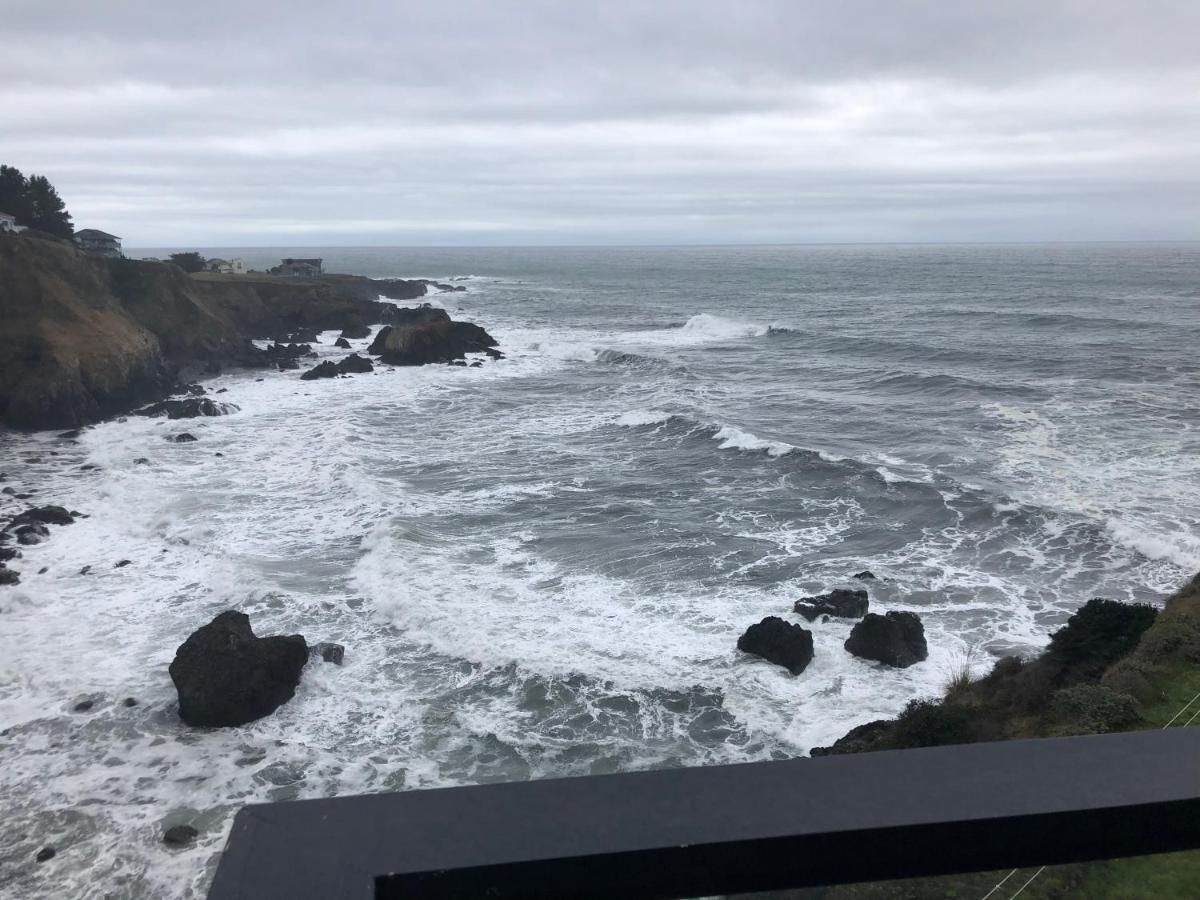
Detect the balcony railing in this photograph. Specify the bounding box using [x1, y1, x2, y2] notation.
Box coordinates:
[207, 728, 1200, 899]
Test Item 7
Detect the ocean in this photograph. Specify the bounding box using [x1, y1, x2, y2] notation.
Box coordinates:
[1, 243, 1198, 897]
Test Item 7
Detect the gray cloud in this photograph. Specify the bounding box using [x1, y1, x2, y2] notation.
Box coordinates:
[2, 0, 1198, 245]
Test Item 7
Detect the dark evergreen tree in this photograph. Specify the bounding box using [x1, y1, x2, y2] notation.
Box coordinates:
[169, 252, 207, 273]
[0, 165, 33, 223]
[25, 174, 74, 238]
[0, 164, 75, 238]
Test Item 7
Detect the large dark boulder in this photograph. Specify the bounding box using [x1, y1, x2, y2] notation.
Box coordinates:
[377, 319, 499, 366]
[339, 324, 371, 340]
[169, 610, 308, 727]
[794, 588, 868, 621]
[334, 337, 351, 349]
[336, 353, 373, 374]
[845, 611, 928, 667]
[135, 398, 238, 419]
[300, 361, 339, 380]
[737, 616, 815, 675]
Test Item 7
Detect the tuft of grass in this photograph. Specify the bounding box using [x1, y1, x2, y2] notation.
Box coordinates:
[941, 647, 977, 703]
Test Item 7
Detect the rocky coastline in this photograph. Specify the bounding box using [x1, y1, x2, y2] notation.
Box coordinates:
[0, 233, 494, 430]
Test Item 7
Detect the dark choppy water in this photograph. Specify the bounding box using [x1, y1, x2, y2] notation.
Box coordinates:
[2, 243, 1198, 896]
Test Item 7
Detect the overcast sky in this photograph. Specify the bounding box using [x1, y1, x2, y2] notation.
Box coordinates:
[2, 0, 1198, 246]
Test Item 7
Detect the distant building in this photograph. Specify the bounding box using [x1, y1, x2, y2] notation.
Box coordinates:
[206, 257, 246, 275]
[0, 212, 26, 234]
[75, 229, 123, 258]
[272, 257, 324, 277]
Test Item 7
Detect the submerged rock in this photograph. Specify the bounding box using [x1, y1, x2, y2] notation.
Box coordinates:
[169, 610, 308, 727]
[0, 566, 19, 585]
[8, 505, 75, 528]
[845, 611, 928, 668]
[36, 846, 56, 863]
[737, 616, 814, 675]
[163, 824, 199, 846]
[135, 398, 238, 419]
[853, 570, 876, 581]
[15, 523, 50, 545]
[167, 433, 198, 443]
[310, 642, 345, 665]
[794, 588, 868, 621]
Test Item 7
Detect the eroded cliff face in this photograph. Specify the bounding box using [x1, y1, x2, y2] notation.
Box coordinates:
[0, 235, 419, 429]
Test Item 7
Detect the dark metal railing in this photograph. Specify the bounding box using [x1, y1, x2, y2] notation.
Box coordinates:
[207, 728, 1200, 899]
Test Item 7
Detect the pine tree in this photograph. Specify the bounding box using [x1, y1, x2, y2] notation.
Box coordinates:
[0, 164, 75, 238]
[25, 174, 74, 239]
[0, 165, 33, 223]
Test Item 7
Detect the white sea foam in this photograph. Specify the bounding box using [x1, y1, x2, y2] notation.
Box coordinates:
[616, 409, 674, 427]
[713, 424, 794, 457]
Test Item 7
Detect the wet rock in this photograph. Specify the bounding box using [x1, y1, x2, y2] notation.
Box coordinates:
[167, 433, 198, 443]
[339, 323, 371, 340]
[377, 318, 500, 366]
[73, 699, 95, 712]
[276, 357, 300, 371]
[469, 361, 483, 368]
[123, 697, 139, 707]
[484, 347, 505, 360]
[853, 570, 876, 581]
[809, 719, 894, 756]
[334, 337, 351, 349]
[134, 457, 150, 465]
[135, 398, 238, 419]
[215, 388, 228, 394]
[1, 487, 14, 495]
[0, 546, 20, 562]
[79, 565, 92, 575]
[794, 589, 869, 622]
[310, 642, 345, 665]
[0, 566, 19, 585]
[737, 616, 814, 675]
[169, 610, 308, 727]
[15, 523, 50, 545]
[79, 463, 100, 471]
[115, 559, 132, 568]
[163, 824, 198, 846]
[182, 383, 206, 396]
[9, 506, 75, 527]
[845, 611, 928, 668]
[58, 429, 81, 439]
[36, 846, 56, 863]
[38, 566, 48, 574]
[336, 353, 373, 374]
[300, 360, 339, 380]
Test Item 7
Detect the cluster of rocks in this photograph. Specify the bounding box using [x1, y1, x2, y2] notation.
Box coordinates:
[135, 397, 239, 419]
[0, 504, 79, 585]
[737, 574, 928, 676]
[169, 610, 344, 727]
[300, 353, 374, 380]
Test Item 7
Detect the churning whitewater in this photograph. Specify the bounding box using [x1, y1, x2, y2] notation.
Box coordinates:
[1, 243, 1197, 897]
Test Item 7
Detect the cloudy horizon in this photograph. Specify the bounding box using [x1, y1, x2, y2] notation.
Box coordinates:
[3, 0, 1199, 247]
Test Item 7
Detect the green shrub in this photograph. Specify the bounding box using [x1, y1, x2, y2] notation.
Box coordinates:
[1046, 598, 1158, 684]
[891, 699, 981, 749]
[1050, 684, 1140, 734]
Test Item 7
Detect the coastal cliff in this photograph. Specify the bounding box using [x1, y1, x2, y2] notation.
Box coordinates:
[0, 235, 428, 429]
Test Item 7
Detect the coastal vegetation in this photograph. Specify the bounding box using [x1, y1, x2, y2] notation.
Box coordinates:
[0, 164, 73, 239]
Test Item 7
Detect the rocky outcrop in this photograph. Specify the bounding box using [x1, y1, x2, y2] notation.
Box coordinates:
[845, 611, 928, 667]
[134, 398, 239, 419]
[794, 589, 868, 621]
[169, 610, 308, 727]
[338, 353, 373, 374]
[737, 616, 815, 675]
[300, 354, 374, 380]
[374, 318, 500, 366]
[300, 361, 339, 381]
